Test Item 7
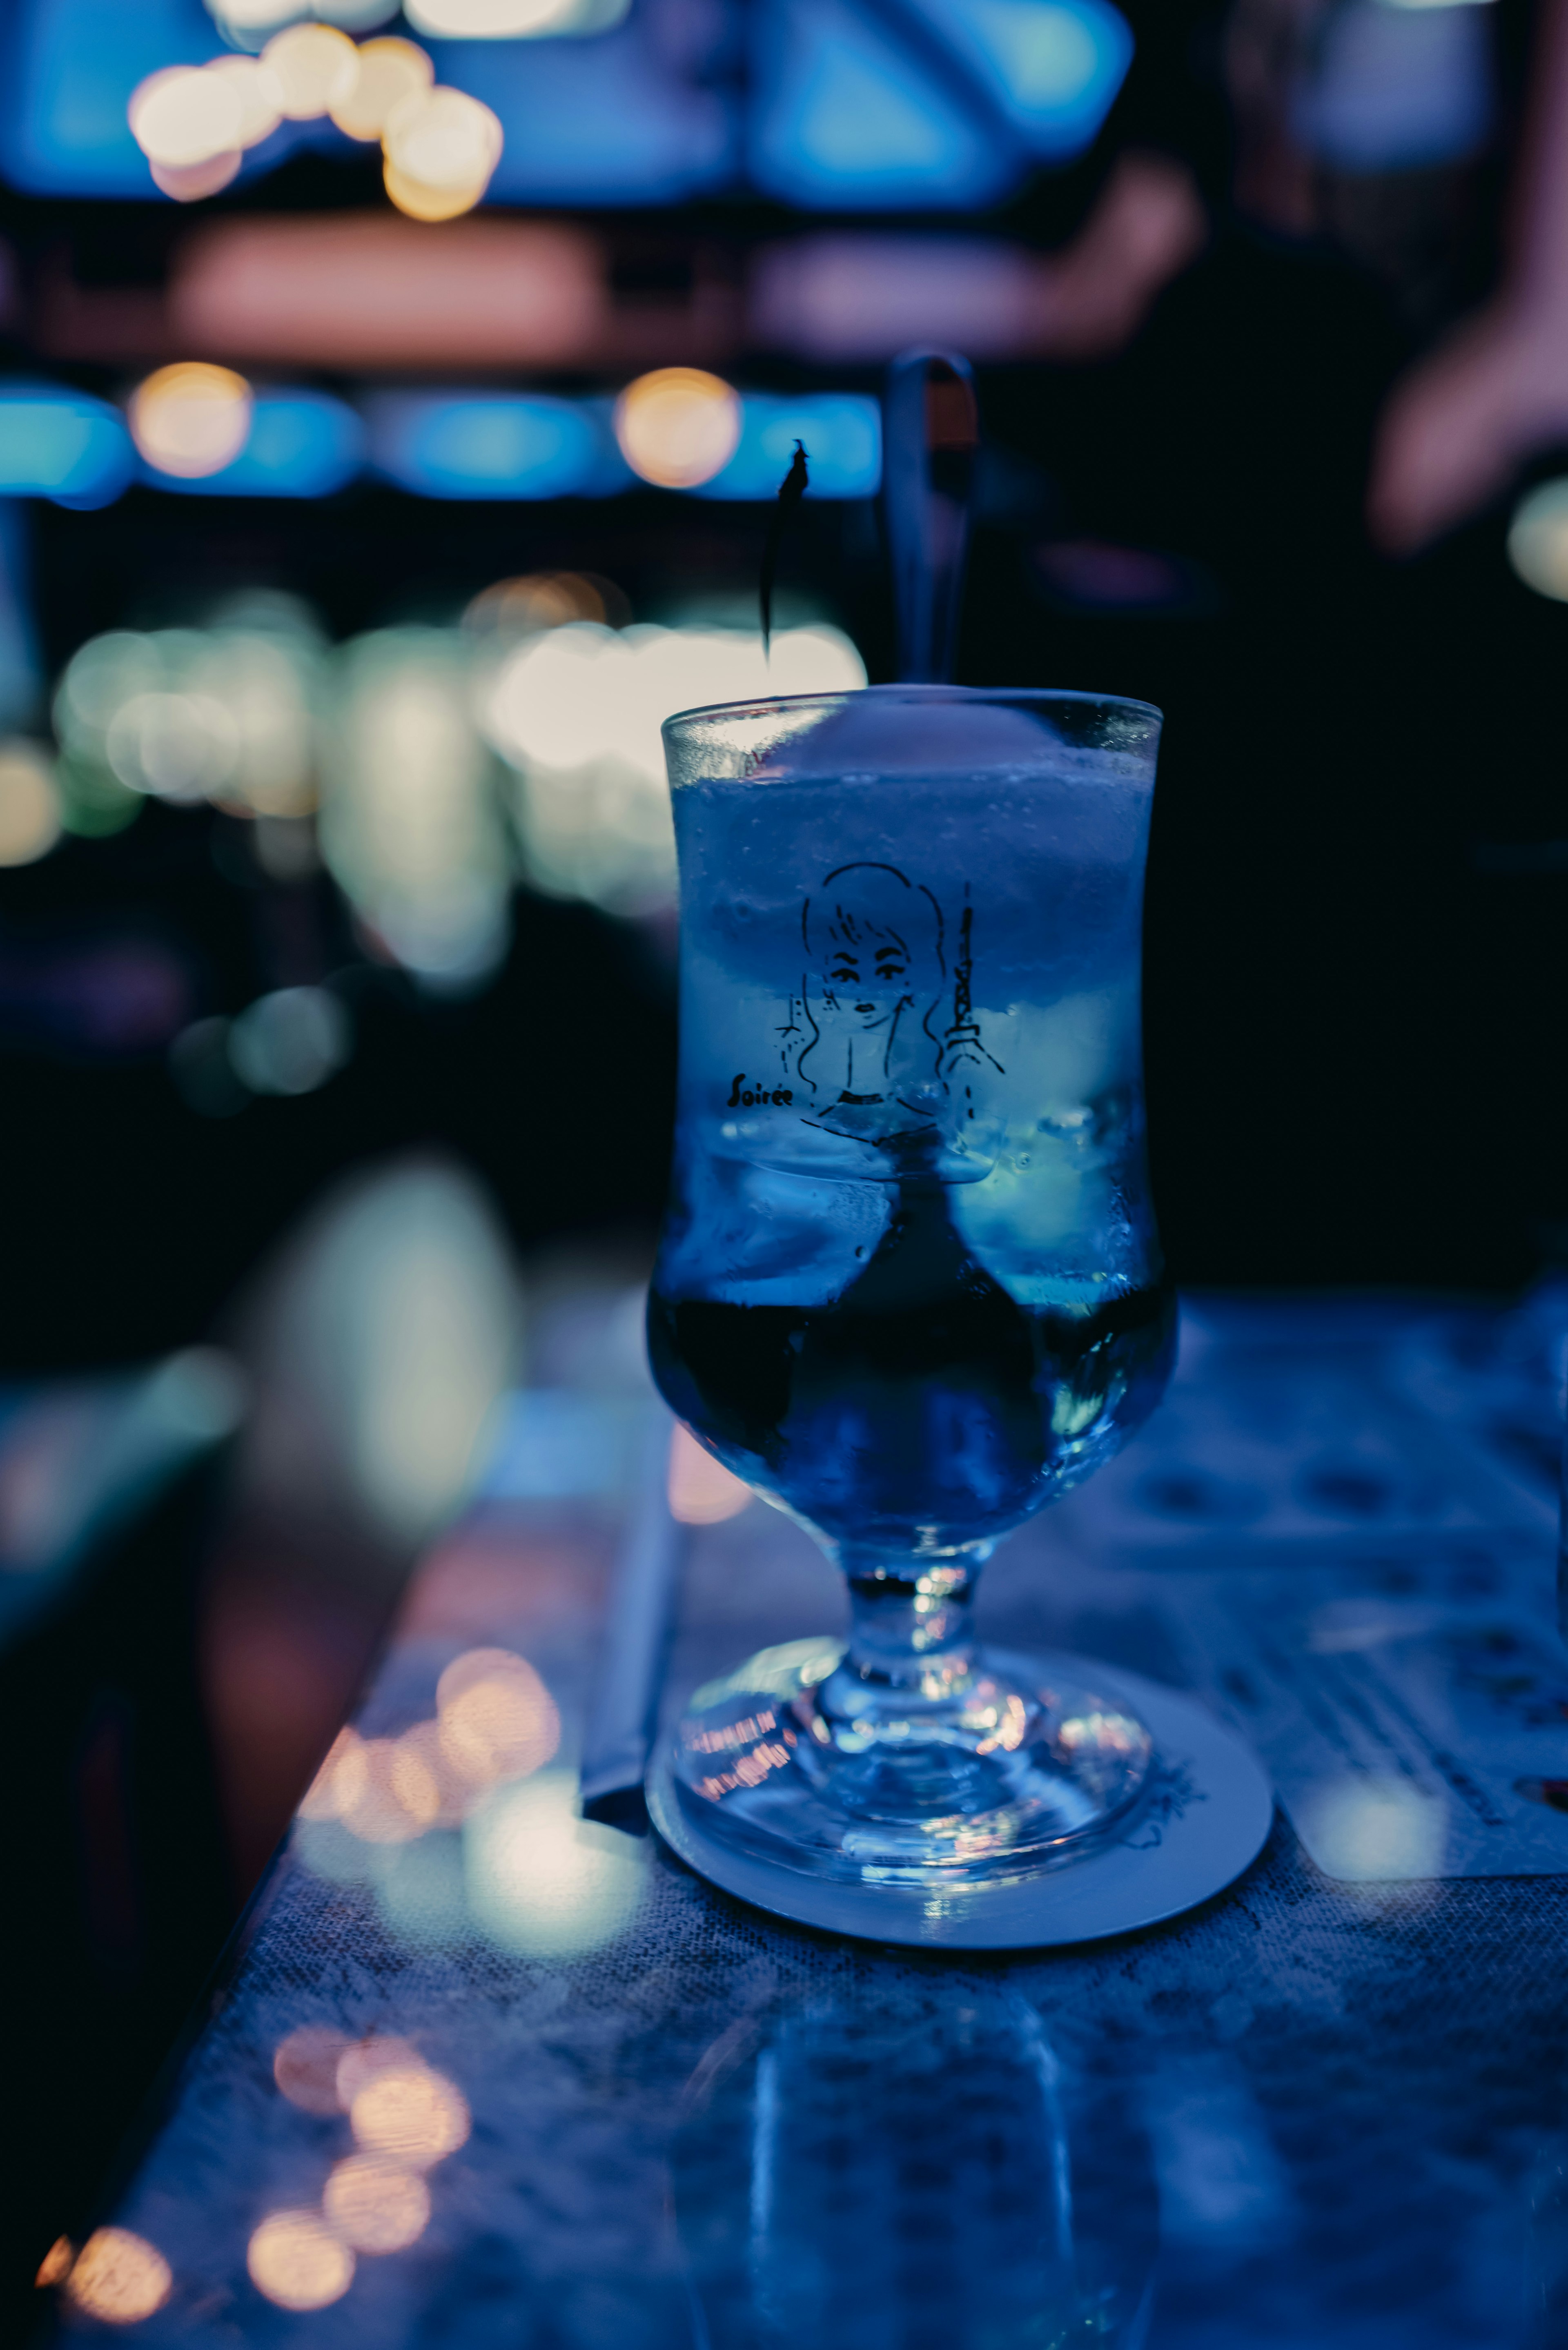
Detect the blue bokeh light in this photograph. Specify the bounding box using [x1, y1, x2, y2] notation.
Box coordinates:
[429, 20, 736, 205]
[144, 393, 365, 499]
[0, 387, 134, 508]
[748, 0, 1026, 210]
[4, 0, 1134, 208]
[0, 0, 223, 198]
[365, 394, 620, 501]
[902, 0, 1133, 159]
[697, 394, 881, 500]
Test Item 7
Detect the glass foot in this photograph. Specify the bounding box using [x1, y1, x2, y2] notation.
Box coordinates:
[667, 1638, 1155, 1887]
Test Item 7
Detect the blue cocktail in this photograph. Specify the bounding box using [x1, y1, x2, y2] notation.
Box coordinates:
[650, 687, 1174, 1886]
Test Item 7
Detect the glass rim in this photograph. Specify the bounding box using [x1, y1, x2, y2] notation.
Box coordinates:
[662, 682, 1164, 737]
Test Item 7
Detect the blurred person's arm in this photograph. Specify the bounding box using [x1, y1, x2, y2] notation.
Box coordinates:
[1027, 151, 1209, 360]
[1369, 0, 1568, 550]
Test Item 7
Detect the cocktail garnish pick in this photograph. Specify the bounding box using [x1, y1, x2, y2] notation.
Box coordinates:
[760, 438, 809, 659]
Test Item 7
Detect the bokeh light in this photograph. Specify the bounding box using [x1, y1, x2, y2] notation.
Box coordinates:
[668, 1422, 752, 1524]
[56, 613, 321, 826]
[247, 2210, 355, 2311]
[407, 0, 628, 29]
[436, 1646, 561, 1786]
[336, 2036, 424, 2108]
[207, 0, 301, 32]
[466, 1769, 649, 1957]
[464, 572, 621, 634]
[382, 86, 503, 222]
[106, 690, 238, 802]
[129, 363, 254, 480]
[263, 23, 361, 119]
[349, 2062, 471, 2167]
[479, 617, 865, 911]
[0, 741, 63, 866]
[381, 161, 486, 224]
[332, 37, 433, 141]
[1300, 1774, 1446, 1880]
[321, 626, 511, 986]
[228, 986, 351, 1095]
[337, 1736, 436, 1843]
[1507, 479, 1568, 601]
[65, 2228, 173, 2325]
[206, 55, 287, 149]
[35, 2237, 74, 2288]
[323, 2156, 431, 2253]
[129, 67, 243, 168]
[274, 2024, 354, 2114]
[612, 369, 742, 490]
[150, 151, 243, 203]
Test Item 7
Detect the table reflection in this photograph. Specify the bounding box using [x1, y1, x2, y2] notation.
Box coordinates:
[674, 1989, 1157, 2349]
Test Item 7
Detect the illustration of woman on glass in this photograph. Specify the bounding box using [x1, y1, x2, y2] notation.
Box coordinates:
[784, 862, 1001, 1153]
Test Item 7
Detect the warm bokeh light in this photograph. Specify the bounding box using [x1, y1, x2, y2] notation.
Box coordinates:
[129, 66, 243, 167]
[613, 369, 742, 490]
[262, 23, 360, 120]
[382, 87, 503, 223]
[335, 2036, 423, 2109]
[392, 1718, 468, 1827]
[668, 1423, 752, 1525]
[0, 742, 63, 866]
[436, 1647, 561, 1786]
[323, 2156, 431, 2253]
[274, 2024, 354, 2114]
[35, 2237, 73, 2288]
[247, 2210, 355, 2311]
[383, 160, 491, 223]
[1507, 479, 1568, 601]
[170, 214, 606, 371]
[350, 2063, 471, 2167]
[206, 55, 286, 149]
[464, 572, 617, 634]
[334, 1735, 437, 1842]
[65, 2229, 173, 2325]
[332, 38, 433, 140]
[129, 363, 253, 480]
[150, 151, 243, 203]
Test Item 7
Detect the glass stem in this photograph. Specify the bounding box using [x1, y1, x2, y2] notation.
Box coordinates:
[836, 1550, 991, 1707]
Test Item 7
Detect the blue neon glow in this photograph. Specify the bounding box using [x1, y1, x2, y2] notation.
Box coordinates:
[429, 19, 735, 205]
[143, 394, 364, 498]
[748, 0, 1025, 209]
[698, 396, 881, 501]
[365, 394, 616, 500]
[902, 0, 1132, 158]
[0, 0, 226, 197]
[0, 387, 133, 507]
[7, 0, 1125, 209]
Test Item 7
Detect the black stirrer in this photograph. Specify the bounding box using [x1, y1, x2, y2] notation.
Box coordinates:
[760, 438, 809, 658]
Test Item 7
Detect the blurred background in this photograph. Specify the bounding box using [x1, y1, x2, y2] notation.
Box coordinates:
[1, 0, 1566, 2316]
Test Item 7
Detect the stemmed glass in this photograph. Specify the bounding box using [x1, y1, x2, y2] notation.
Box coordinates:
[647, 686, 1175, 1888]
